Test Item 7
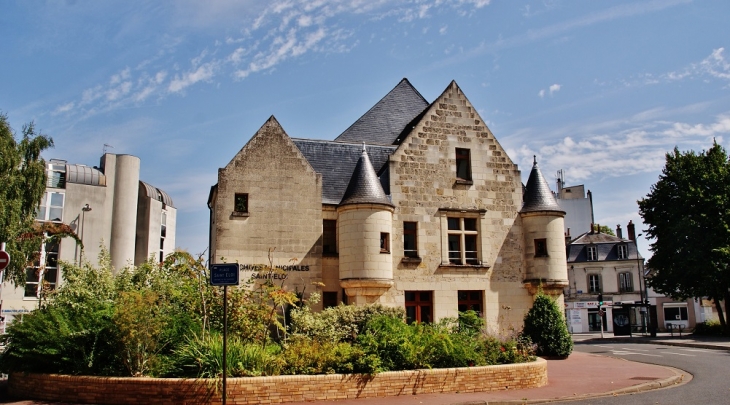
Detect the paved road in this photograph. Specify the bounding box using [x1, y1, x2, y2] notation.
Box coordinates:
[572, 341, 730, 404]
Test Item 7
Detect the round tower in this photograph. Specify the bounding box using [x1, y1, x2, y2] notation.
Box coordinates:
[520, 157, 568, 303]
[337, 145, 394, 305]
[110, 154, 140, 272]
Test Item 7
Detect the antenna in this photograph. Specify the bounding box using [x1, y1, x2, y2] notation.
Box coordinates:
[103, 144, 114, 154]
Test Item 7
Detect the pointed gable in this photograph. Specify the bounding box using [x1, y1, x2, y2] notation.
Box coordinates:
[339, 145, 394, 207]
[521, 157, 564, 214]
[225, 116, 316, 176]
[334, 78, 429, 146]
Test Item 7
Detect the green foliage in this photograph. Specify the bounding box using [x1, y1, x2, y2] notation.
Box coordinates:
[638, 143, 730, 332]
[593, 224, 615, 236]
[289, 303, 405, 343]
[170, 332, 282, 378]
[0, 303, 122, 376]
[0, 113, 54, 286]
[693, 320, 724, 336]
[522, 292, 573, 357]
[279, 336, 378, 375]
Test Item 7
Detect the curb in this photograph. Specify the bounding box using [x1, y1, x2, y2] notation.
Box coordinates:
[450, 363, 689, 405]
[575, 338, 730, 351]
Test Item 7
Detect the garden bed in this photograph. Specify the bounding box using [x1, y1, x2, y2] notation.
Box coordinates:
[9, 358, 547, 405]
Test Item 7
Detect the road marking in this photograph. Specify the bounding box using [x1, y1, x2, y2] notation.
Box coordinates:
[611, 350, 662, 357]
[664, 352, 695, 357]
[595, 345, 614, 348]
[680, 348, 712, 352]
[622, 347, 649, 351]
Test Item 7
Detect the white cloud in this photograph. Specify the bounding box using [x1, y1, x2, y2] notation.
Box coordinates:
[52, 102, 75, 115]
[168, 62, 218, 93]
[439, 25, 448, 35]
[549, 83, 561, 95]
[508, 112, 730, 183]
[538, 89, 545, 98]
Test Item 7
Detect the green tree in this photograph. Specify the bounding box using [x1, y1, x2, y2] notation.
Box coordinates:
[0, 113, 54, 285]
[522, 291, 573, 357]
[638, 143, 730, 334]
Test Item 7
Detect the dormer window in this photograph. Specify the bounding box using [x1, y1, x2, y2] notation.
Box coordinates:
[587, 245, 598, 261]
[617, 244, 628, 259]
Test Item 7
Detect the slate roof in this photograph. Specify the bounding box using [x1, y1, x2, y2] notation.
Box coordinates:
[521, 157, 564, 214]
[292, 139, 396, 205]
[334, 78, 429, 145]
[567, 232, 643, 262]
[339, 146, 394, 207]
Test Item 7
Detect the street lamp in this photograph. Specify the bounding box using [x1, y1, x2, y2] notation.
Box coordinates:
[79, 204, 92, 266]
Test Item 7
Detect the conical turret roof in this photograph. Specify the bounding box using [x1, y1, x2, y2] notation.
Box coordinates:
[521, 156, 564, 214]
[339, 144, 394, 207]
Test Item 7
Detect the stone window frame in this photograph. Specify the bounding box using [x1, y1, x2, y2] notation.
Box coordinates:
[405, 291, 433, 324]
[380, 232, 390, 254]
[322, 219, 337, 256]
[402, 221, 419, 259]
[455, 148, 473, 185]
[233, 193, 249, 217]
[534, 238, 548, 257]
[437, 208, 488, 268]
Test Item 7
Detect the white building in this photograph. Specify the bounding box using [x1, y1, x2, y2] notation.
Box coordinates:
[1, 153, 176, 324]
[555, 170, 594, 239]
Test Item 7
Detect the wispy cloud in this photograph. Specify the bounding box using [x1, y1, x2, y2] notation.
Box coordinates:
[507, 111, 730, 182]
[664, 47, 730, 85]
[49, 0, 494, 119]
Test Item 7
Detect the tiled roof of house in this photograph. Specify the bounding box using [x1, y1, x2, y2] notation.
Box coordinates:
[339, 146, 394, 207]
[292, 139, 395, 205]
[521, 158, 564, 214]
[567, 232, 643, 262]
[334, 78, 429, 145]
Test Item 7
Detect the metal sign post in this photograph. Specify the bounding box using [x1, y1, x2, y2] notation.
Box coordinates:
[210, 263, 240, 405]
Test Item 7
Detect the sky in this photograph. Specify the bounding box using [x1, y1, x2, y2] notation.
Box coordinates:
[2, 0, 729, 260]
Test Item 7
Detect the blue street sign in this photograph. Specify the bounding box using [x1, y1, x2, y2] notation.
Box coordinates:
[210, 263, 240, 286]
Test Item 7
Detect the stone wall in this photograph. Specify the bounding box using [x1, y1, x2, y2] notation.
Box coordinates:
[9, 359, 547, 405]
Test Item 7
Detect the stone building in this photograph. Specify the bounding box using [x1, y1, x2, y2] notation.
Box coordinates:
[1, 153, 176, 324]
[208, 79, 567, 329]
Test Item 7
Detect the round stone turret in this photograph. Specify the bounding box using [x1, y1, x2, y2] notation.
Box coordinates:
[337, 145, 394, 304]
[521, 157, 569, 302]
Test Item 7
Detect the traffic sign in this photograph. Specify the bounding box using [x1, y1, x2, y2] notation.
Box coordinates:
[0, 250, 10, 271]
[210, 263, 240, 286]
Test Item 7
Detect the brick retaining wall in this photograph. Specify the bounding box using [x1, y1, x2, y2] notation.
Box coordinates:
[8, 358, 547, 405]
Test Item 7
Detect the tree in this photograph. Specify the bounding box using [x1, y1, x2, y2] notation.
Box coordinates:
[638, 142, 730, 335]
[522, 290, 573, 357]
[594, 224, 615, 236]
[0, 113, 55, 286]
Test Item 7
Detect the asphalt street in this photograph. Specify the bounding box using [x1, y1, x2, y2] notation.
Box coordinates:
[572, 341, 730, 405]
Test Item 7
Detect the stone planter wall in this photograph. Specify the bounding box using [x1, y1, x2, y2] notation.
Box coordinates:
[9, 358, 547, 405]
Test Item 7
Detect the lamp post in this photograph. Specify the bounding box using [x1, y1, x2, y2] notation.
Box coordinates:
[79, 204, 92, 266]
[635, 233, 647, 334]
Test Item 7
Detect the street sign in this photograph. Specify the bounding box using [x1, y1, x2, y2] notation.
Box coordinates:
[210, 263, 240, 286]
[0, 250, 10, 271]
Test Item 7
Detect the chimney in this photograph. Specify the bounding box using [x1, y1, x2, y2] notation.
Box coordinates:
[616, 224, 623, 239]
[565, 228, 572, 244]
[597, 224, 601, 234]
[627, 220, 636, 241]
[590, 223, 594, 234]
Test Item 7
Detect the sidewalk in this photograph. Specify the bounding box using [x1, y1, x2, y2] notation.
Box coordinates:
[571, 331, 730, 351]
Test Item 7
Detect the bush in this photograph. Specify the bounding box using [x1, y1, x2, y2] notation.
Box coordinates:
[693, 320, 724, 336]
[279, 336, 379, 375]
[170, 332, 282, 377]
[522, 291, 573, 358]
[289, 303, 405, 343]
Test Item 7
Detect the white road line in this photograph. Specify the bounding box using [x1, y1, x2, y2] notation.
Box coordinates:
[622, 347, 648, 351]
[611, 350, 662, 357]
[595, 345, 614, 348]
[664, 352, 695, 357]
[680, 348, 711, 352]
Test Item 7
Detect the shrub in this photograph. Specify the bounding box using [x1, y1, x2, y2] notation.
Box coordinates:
[693, 320, 724, 336]
[522, 291, 573, 357]
[289, 303, 405, 343]
[170, 332, 282, 378]
[279, 336, 378, 375]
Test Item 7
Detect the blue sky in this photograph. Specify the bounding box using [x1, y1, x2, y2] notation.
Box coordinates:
[2, 0, 729, 259]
